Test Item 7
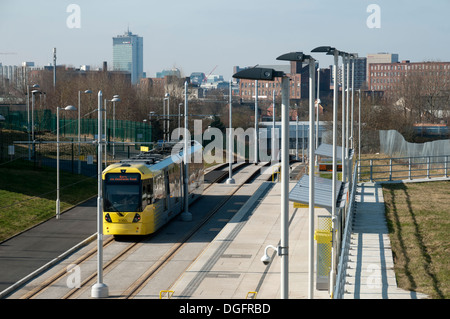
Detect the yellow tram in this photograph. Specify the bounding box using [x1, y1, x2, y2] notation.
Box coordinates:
[102, 141, 204, 236]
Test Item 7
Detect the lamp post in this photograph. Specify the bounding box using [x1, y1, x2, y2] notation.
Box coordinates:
[78, 89, 92, 174]
[254, 80, 259, 164]
[164, 93, 170, 141]
[31, 88, 40, 158]
[112, 95, 120, 159]
[277, 52, 316, 299]
[181, 82, 192, 222]
[312, 46, 347, 297]
[233, 66, 288, 299]
[56, 105, 77, 219]
[226, 80, 235, 184]
[104, 96, 120, 166]
[91, 90, 109, 298]
[26, 84, 39, 160]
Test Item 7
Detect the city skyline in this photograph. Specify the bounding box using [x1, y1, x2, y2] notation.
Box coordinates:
[1, 0, 449, 81]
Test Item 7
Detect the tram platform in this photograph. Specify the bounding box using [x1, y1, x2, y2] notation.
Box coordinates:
[169, 180, 332, 299]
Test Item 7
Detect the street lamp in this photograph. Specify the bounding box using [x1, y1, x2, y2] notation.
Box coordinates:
[164, 93, 170, 142]
[181, 82, 192, 222]
[226, 80, 235, 184]
[233, 65, 288, 299]
[277, 51, 316, 299]
[311, 45, 347, 297]
[112, 95, 121, 159]
[31, 88, 41, 158]
[26, 84, 39, 160]
[103, 95, 120, 166]
[78, 89, 92, 174]
[91, 90, 109, 298]
[56, 105, 77, 219]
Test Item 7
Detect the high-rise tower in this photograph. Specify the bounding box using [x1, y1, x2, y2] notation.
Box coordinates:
[112, 29, 143, 84]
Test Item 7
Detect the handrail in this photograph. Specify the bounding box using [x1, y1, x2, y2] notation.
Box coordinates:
[333, 163, 358, 299]
[358, 154, 450, 182]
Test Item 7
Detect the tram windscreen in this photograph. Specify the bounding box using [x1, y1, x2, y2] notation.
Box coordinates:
[104, 173, 141, 212]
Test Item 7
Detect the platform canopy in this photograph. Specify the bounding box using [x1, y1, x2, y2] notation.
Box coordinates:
[288, 174, 347, 210]
[315, 143, 354, 160]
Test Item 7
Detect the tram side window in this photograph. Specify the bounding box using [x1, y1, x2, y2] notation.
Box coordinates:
[142, 179, 154, 208]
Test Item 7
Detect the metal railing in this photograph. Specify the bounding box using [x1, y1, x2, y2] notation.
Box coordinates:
[358, 155, 450, 183]
[332, 154, 450, 299]
[333, 163, 358, 299]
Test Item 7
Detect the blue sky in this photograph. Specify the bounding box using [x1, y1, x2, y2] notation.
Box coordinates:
[1, 0, 449, 80]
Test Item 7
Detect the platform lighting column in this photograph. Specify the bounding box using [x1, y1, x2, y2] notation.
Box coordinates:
[341, 54, 347, 182]
[112, 95, 120, 159]
[165, 93, 170, 141]
[78, 90, 92, 174]
[91, 91, 109, 298]
[316, 65, 320, 152]
[331, 50, 340, 296]
[307, 56, 316, 299]
[312, 46, 343, 297]
[226, 80, 235, 184]
[56, 105, 77, 220]
[272, 90, 276, 163]
[346, 56, 350, 183]
[280, 75, 290, 299]
[181, 81, 192, 222]
[233, 66, 288, 299]
[351, 57, 355, 150]
[254, 80, 259, 164]
[31, 89, 40, 158]
[296, 108, 299, 160]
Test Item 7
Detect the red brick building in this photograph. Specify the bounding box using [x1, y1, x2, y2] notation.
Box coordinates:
[236, 61, 324, 103]
[368, 60, 450, 91]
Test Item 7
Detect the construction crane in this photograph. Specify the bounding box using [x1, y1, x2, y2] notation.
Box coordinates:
[204, 65, 218, 83]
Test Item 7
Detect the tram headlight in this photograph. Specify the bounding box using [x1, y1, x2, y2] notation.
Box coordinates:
[105, 213, 112, 223]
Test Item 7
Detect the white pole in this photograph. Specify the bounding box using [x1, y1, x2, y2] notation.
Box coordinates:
[296, 113, 299, 160]
[31, 91, 35, 158]
[351, 58, 355, 149]
[56, 107, 60, 220]
[308, 58, 316, 299]
[181, 81, 192, 222]
[341, 56, 346, 182]
[316, 66, 320, 150]
[104, 98, 107, 167]
[254, 80, 258, 164]
[91, 91, 108, 298]
[272, 90, 276, 163]
[227, 80, 235, 184]
[27, 86, 30, 160]
[167, 95, 170, 141]
[78, 91, 81, 174]
[113, 101, 116, 158]
[346, 57, 350, 182]
[280, 76, 290, 299]
[330, 50, 339, 296]
[359, 89, 361, 161]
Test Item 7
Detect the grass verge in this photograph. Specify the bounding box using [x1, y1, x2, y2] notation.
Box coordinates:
[0, 160, 96, 242]
[382, 181, 450, 299]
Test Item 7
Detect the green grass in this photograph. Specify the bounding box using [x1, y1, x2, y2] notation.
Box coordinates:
[382, 181, 450, 299]
[0, 160, 96, 242]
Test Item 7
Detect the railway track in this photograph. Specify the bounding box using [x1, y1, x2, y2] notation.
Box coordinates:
[15, 161, 272, 299]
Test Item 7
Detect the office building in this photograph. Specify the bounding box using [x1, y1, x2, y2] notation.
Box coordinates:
[113, 29, 143, 84]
